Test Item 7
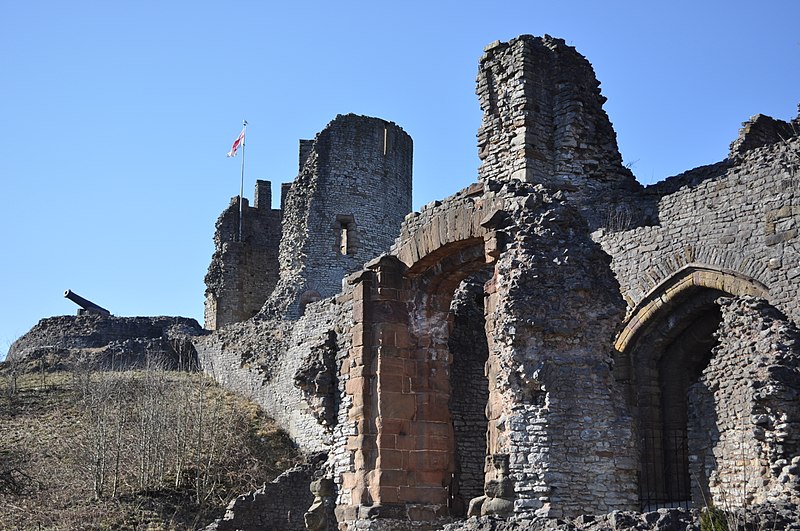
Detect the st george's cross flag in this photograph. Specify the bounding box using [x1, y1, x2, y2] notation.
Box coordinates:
[227, 128, 245, 157]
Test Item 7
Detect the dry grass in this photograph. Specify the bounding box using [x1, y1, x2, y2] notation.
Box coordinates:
[0, 369, 301, 530]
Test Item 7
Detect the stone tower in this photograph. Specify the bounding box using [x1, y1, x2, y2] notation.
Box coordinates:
[266, 114, 413, 319]
[476, 35, 642, 228]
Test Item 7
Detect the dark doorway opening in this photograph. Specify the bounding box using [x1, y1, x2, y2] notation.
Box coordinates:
[447, 271, 491, 516]
[625, 290, 724, 510]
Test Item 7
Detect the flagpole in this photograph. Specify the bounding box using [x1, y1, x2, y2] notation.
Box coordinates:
[239, 120, 248, 242]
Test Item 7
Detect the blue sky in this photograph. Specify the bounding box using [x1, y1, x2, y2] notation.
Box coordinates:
[1, 1, 798, 356]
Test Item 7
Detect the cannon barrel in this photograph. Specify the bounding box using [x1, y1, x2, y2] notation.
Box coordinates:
[64, 289, 111, 316]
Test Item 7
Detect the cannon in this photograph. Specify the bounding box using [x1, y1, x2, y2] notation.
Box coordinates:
[64, 289, 111, 316]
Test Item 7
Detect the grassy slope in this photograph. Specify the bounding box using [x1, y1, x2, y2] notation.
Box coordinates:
[0, 370, 302, 530]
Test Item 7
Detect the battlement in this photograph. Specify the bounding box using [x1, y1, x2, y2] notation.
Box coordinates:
[204, 180, 283, 330]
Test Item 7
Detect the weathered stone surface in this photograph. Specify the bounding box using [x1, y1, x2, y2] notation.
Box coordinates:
[594, 129, 800, 324]
[689, 296, 800, 508]
[204, 181, 283, 330]
[205, 114, 412, 328]
[439, 502, 800, 530]
[295, 330, 339, 427]
[729, 113, 798, 157]
[475, 35, 644, 230]
[205, 453, 328, 531]
[193, 294, 352, 452]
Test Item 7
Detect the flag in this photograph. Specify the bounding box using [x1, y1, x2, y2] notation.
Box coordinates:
[227, 129, 245, 157]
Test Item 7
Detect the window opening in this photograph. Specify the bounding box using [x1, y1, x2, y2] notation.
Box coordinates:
[334, 215, 356, 256]
[340, 225, 349, 255]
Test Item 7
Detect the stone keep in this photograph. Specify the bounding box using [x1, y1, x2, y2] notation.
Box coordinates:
[194, 34, 800, 530]
[267, 114, 413, 319]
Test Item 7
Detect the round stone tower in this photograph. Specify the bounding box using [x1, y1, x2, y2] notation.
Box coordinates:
[268, 114, 413, 318]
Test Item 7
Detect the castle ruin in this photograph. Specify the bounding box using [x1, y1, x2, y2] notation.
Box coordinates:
[197, 35, 800, 530]
[9, 34, 799, 530]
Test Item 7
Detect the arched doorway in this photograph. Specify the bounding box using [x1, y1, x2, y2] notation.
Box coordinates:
[630, 289, 723, 508]
[614, 265, 769, 509]
[336, 193, 505, 522]
[403, 239, 494, 517]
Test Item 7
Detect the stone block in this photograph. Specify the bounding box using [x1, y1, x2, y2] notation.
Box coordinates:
[367, 469, 411, 489]
[376, 433, 396, 450]
[398, 486, 448, 505]
[376, 356, 406, 376]
[395, 434, 419, 451]
[411, 421, 452, 440]
[379, 392, 416, 420]
[368, 485, 401, 504]
[376, 418, 410, 436]
[376, 449, 406, 470]
[351, 323, 367, 347]
[346, 376, 367, 396]
[352, 300, 365, 321]
[407, 450, 449, 472]
[415, 392, 451, 422]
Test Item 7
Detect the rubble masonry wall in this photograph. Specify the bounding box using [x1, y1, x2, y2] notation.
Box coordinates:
[689, 296, 800, 507]
[594, 135, 800, 324]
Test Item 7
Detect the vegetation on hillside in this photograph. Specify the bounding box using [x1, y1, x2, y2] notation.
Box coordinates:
[0, 363, 301, 530]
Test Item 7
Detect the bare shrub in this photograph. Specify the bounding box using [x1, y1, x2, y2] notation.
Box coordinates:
[1, 365, 299, 529]
[604, 204, 634, 233]
[70, 363, 297, 508]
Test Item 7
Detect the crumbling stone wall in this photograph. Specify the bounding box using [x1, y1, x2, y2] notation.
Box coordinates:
[205, 115, 412, 329]
[13, 31, 798, 531]
[480, 183, 638, 518]
[330, 185, 501, 524]
[689, 296, 800, 508]
[205, 180, 282, 330]
[475, 35, 643, 229]
[191, 34, 800, 531]
[593, 110, 799, 514]
[195, 292, 353, 452]
[206, 455, 326, 531]
[330, 177, 639, 527]
[594, 122, 800, 324]
[448, 273, 491, 512]
[729, 112, 800, 157]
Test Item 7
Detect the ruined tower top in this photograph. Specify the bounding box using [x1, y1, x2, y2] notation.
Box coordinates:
[476, 35, 640, 223]
[205, 114, 413, 327]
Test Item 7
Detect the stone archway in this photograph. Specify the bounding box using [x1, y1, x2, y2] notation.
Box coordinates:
[615, 264, 768, 357]
[335, 191, 503, 523]
[613, 264, 769, 509]
[403, 241, 494, 518]
[337, 183, 645, 524]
